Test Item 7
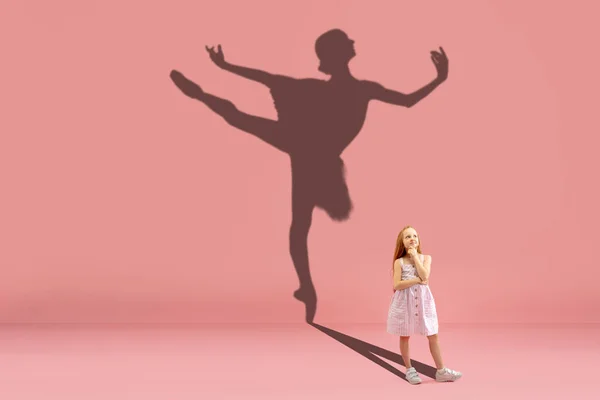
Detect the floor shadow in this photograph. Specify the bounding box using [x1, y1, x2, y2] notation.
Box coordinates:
[171, 29, 448, 323]
[310, 322, 437, 382]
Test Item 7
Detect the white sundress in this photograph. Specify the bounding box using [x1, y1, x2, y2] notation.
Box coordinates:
[386, 255, 439, 336]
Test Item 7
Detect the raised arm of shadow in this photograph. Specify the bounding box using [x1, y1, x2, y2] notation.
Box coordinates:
[309, 323, 437, 382]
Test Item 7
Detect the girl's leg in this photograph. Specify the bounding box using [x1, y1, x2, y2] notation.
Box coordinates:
[401, 335, 422, 384]
[428, 333, 463, 381]
[400, 336, 412, 368]
[427, 334, 445, 369]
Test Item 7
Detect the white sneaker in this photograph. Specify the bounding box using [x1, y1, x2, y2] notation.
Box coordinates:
[435, 367, 462, 382]
[405, 367, 422, 385]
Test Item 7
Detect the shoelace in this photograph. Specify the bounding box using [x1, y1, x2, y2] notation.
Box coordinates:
[439, 368, 458, 376]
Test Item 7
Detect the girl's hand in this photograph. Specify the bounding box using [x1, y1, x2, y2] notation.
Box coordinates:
[407, 247, 418, 258]
[419, 277, 428, 285]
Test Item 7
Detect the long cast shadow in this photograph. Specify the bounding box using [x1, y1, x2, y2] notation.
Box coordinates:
[171, 29, 448, 323]
[310, 323, 437, 382]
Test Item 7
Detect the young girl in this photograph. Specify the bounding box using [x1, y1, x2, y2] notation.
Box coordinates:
[387, 226, 462, 384]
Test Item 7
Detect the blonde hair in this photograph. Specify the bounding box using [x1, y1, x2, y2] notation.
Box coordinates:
[392, 225, 422, 272]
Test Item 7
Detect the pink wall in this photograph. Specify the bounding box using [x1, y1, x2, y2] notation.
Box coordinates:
[1, 0, 599, 324]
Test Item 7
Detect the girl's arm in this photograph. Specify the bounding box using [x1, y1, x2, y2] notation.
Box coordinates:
[394, 278, 421, 291]
[413, 255, 432, 281]
[392, 260, 422, 291]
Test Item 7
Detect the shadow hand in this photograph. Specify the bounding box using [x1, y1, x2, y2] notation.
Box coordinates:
[431, 46, 448, 82]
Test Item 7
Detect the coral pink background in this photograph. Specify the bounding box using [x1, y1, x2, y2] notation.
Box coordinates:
[1, 0, 598, 324]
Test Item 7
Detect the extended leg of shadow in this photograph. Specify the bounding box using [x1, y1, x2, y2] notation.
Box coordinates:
[172, 69, 320, 323]
[170, 70, 289, 152]
[289, 176, 318, 323]
[309, 323, 437, 382]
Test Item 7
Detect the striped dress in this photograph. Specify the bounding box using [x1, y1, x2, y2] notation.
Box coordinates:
[386, 255, 439, 336]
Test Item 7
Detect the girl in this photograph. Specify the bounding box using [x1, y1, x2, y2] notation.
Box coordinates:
[387, 226, 462, 384]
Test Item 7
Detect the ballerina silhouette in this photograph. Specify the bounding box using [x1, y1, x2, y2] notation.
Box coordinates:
[170, 29, 449, 323]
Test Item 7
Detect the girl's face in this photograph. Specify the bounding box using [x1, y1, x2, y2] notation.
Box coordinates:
[403, 228, 419, 250]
